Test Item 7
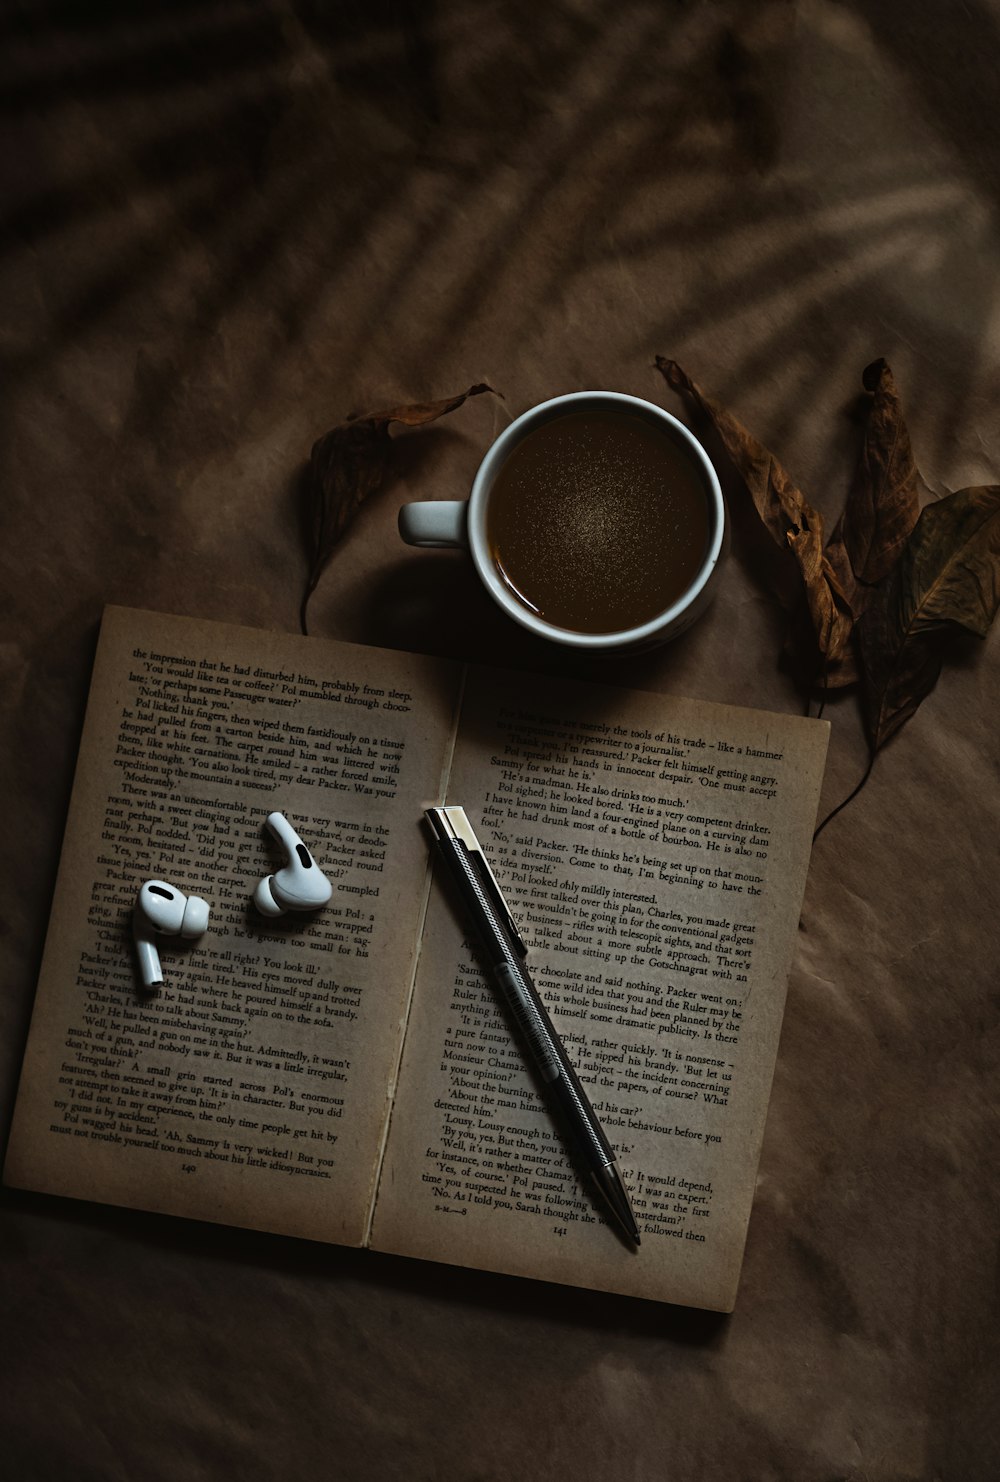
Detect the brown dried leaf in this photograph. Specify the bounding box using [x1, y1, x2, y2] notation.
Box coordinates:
[858, 485, 1000, 751]
[826, 359, 924, 616]
[300, 384, 497, 633]
[656, 356, 853, 677]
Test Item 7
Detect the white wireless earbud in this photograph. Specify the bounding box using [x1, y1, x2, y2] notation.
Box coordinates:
[133, 880, 210, 990]
[253, 812, 333, 917]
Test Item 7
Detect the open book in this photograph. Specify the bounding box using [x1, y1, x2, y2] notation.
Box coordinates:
[4, 607, 829, 1310]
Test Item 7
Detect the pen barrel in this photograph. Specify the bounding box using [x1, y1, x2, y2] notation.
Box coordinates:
[491, 955, 615, 1169]
[436, 838, 616, 1172]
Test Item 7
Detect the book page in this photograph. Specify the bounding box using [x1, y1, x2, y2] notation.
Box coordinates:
[4, 608, 461, 1246]
[370, 668, 829, 1309]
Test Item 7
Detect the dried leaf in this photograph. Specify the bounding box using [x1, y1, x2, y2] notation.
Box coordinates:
[858, 485, 1000, 750]
[656, 356, 853, 677]
[826, 359, 924, 615]
[300, 384, 497, 633]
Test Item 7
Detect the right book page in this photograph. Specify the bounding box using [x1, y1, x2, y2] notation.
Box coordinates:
[371, 669, 830, 1310]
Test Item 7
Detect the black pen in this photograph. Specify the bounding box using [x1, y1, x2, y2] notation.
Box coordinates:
[425, 805, 641, 1247]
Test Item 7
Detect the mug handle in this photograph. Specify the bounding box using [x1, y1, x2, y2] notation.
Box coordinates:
[398, 500, 468, 548]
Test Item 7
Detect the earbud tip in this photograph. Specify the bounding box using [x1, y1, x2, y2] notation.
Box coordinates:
[181, 895, 210, 938]
[253, 877, 284, 917]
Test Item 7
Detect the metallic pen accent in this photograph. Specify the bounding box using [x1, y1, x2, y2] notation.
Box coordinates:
[426, 805, 641, 1247]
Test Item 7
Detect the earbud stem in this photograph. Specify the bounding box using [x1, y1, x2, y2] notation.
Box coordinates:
[134, 929, 163, 990]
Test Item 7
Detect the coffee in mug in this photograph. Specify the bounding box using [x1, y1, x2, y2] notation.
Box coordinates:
[398, 391, 725, 652]
[484, 408, 711, 635]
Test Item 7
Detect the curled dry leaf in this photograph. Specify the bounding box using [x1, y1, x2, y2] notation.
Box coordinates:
[858, 485, 1000, 751]
[826, 359, 924, 616]
[656, 356, 853, 681]
[300, 384, 497, 633]
[656, 354, 999, 834]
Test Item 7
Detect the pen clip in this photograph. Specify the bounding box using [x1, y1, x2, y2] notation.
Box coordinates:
[427, 806, 528, 956]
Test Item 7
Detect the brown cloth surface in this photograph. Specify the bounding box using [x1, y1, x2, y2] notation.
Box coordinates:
[2, 3, 998, 1478]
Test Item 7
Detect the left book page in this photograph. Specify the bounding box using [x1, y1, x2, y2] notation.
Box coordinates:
[4, 607, 461, 1246]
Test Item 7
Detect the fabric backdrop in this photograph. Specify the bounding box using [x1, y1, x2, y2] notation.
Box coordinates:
[2, 3, 998, 1478]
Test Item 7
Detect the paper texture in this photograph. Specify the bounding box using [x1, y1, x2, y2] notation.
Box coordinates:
[4, 607, 461, 1245]
[371, 666, 829, 1308]
[6, 607, 827, 1310]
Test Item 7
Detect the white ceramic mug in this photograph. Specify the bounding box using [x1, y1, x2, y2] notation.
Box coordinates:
[398, 391, 725, 651]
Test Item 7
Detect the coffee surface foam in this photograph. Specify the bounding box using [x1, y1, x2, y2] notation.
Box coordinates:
[486, 409, 710, 634]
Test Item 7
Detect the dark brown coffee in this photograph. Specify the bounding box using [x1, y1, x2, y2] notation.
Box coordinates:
[486, 409, 711, 634]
